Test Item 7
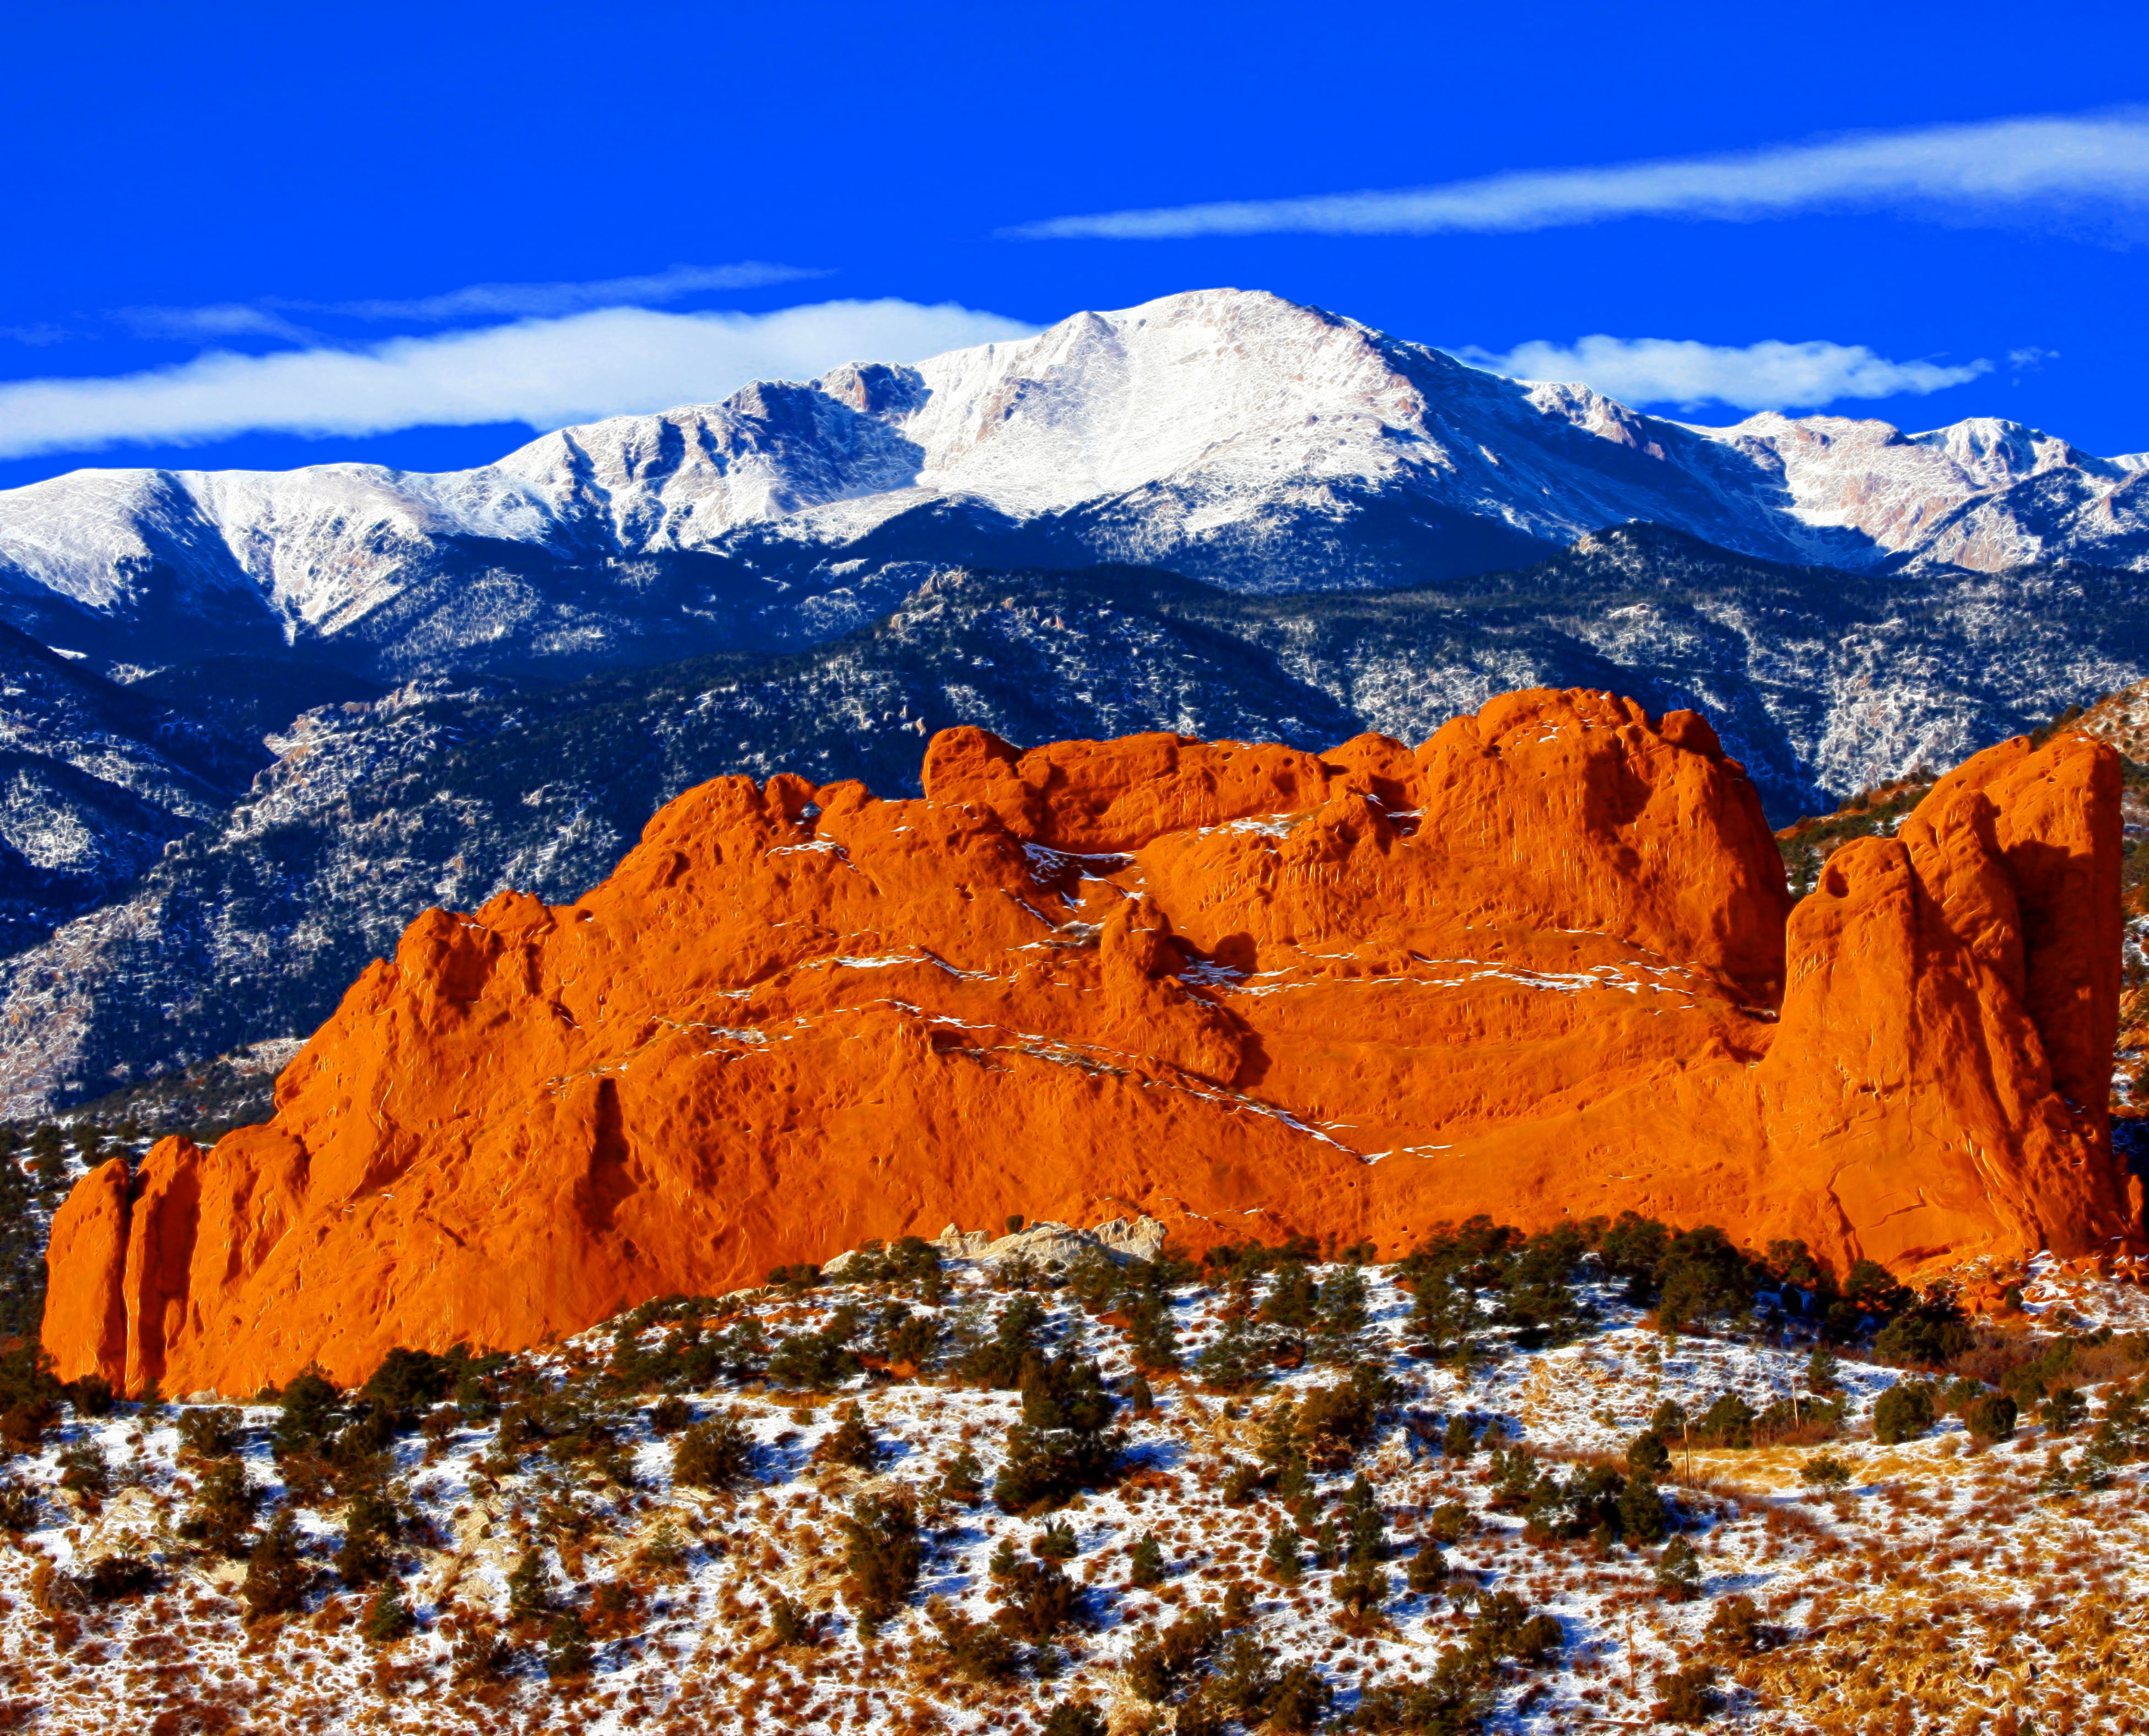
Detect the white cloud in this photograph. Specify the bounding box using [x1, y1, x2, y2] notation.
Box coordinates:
[1455, 336, 1991, 412]
[1008, 110, 2149, 240]
[0, 299, 1036, 461]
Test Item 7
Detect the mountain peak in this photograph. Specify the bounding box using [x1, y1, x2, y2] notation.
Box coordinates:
[1, 287, 2143, 677]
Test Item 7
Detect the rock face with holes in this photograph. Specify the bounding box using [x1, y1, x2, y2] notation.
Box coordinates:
[41, 688, 2137, 1393]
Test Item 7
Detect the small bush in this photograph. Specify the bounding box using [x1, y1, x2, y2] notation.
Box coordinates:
[1426, 1501, 1472, 1544]
[673, 1410, 755, 1489]
[993, 1558, 1081, 1642]
[1654, 1661, 1719, 1723]
[768, 1592, 817, 1647]
[1799, 1453, 1853, 1492]
[1208, 1633, 1279, 1716]
[1041, 1702, 1106, 1736]
[1194, 1316, 1271, 1393]
[1965, 1392, 2018, 1445]
[66, 1375, 114, 1418]
[79, 1552, 156, 1602]
[1404, 1538, 1445, 1594]
[1263, 1662, 1333, 1733]
[506, 1549, 553, 1619]
[648, 1395, 690, 1435]
[1705, 1593, 1764, 1655]
[931, 1598, 1017, 1681]
[0, 1478, 40, 1532]
[935, 1447, 985, 1505]
[176, 1406, 240, 1458]
[1332, 1560, 1389, 1622]
[1873, 1383, 1935, 1446]
[58, 1441, 109, 1498]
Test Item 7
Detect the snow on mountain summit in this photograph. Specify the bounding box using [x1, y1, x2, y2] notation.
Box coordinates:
[0, 288, 2143, 672]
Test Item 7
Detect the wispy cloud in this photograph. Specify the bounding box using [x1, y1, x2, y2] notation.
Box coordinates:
[313, 261, 828, 322]
[1008, 111, 2149, 240]
[107, 262, 828, 346]
[115, 304, 320, 343]
[0, 300, 1034, 461]
[1456, 335, 1991, 412]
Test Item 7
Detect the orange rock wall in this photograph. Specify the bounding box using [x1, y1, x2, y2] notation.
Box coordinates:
[41, 688, 2136, 1394]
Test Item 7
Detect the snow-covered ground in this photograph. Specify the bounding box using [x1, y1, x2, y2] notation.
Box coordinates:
[2, 1241, 2146, 1734]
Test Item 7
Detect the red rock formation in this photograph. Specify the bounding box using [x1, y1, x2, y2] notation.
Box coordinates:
[41, 688, 2136, 1394]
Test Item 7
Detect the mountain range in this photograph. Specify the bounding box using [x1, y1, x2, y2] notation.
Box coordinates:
[0, 286, 2145, 1114]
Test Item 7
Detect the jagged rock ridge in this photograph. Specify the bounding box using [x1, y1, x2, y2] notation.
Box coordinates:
[41, 689, 2135, 1395]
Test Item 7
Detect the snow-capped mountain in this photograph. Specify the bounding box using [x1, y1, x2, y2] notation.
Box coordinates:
[2, 289, 2144, 678]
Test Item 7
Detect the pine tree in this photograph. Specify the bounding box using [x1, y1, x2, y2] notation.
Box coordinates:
[181, 1457, 257, 1557]
[1127, 1296, 1181, 1372]
[1655, 1535, 1702, 1602]
[361, 1577, 414, 1643]
[1127, 1533, 1165, 1588]
[337, 1484, 400, 1585]
[1341, 1473, 1385, 1564]
[545, 1610, 593, 1680]
[242, 1513, 311, 1621]
[1617, 1473, 1667, 1543]
[839, 1490, 920, 1631]
[1626, 1429, 1672, 1480]
[272, 1367, 342, 1461]
[1805, 1345, 1842, 1394]
[815, 1400, 880, 1470]
[992, 1352, 1122, 1511]
[1264, 1523, 1303, 1584]
[1332, 1560, 1388, 1622]
[506, 1548, 553, 1620]
[1194, 1316, 1269, 1393]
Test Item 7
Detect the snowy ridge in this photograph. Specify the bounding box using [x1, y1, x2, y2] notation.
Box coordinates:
[1, 290, 2144, 670]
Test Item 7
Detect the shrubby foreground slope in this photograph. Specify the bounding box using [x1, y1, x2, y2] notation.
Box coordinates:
[3, 1219, 2149, 1734]
[40, 687, 2136, 1398]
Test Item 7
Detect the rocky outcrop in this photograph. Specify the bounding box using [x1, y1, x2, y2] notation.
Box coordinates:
[42, 688, 2137, 1394]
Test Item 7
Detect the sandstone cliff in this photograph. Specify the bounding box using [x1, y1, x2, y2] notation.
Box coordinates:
[41, 689, 2137, 1394]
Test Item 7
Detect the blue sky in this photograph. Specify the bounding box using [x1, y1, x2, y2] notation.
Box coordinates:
[2, 0, 2146, 490]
